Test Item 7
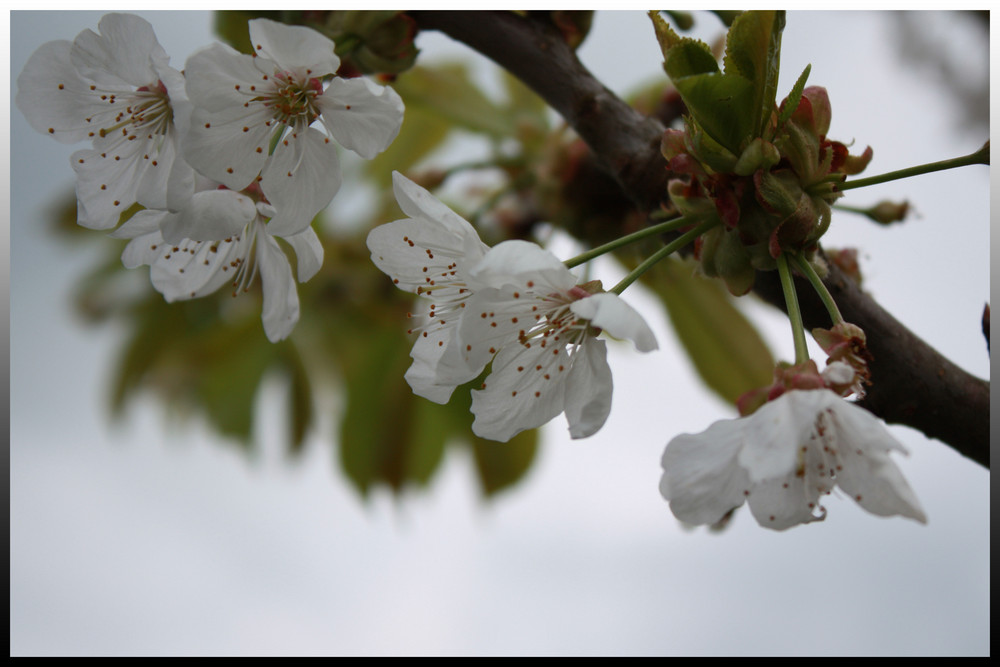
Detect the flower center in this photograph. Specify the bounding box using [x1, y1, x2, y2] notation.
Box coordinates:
[98, 79, 172, 140]
[266, 72, 323, 127]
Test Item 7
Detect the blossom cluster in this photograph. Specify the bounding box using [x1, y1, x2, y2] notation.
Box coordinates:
[16, 13, 404, 341]
[18, 12, 932, 534]
[368, 173, 659, 442]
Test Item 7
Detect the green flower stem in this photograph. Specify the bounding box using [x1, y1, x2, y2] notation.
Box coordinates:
[777, 252, 810, 365]
[610, 220, 716, 295]
[838, 141, 989, 192]
[564, 215, 698, 270]
[442, 157, 525, 181]
[791, 253, 843, 325]
[831, 203, 871, 216]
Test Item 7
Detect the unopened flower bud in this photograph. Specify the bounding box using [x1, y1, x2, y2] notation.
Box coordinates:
[795, 86, 832, 137]
[865, 200, 910, 225]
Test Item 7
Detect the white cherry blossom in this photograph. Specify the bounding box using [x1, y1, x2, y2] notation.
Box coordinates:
[183, 18, 404, 237]
[111, 179, 323, 342]
[15, 13, 193, 229]
[460, 241, 658, 442]
[659, 389, 927, 530]
[367, 172, 490, 403]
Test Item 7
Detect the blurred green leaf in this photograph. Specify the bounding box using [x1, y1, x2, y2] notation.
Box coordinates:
[644, 257, 774, 404]
[213, 10, 275, 54]
[469, 430, 538, 497]
[364, 102, 453, 188]
[335, 323, 449, 495]
[195, 316, 278, 443]
[391, 64, 516, 138]
[282, 343, 314, 455]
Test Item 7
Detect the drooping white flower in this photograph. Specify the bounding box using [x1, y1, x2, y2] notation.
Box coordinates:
[367, 172, 491, 403]
[111, 179, 323, 342]
[183, 18, 404, 237]
[459, 241, 658, 442]
[15, 12, 194, 229]
[660, 389, 927, 530]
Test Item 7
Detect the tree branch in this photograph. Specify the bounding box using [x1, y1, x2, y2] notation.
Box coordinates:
[411, 10, 989, 468]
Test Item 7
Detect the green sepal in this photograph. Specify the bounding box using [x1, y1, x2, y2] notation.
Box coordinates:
[777, 64, 812, 128]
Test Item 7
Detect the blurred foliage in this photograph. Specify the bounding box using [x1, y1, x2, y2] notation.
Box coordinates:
[53, 10, 778, 504]
[215, 10, 418, 77]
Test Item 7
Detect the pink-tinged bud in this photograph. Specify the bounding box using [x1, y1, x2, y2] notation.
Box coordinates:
[799, 86, 832, 137]
[661, 128, 688, 162]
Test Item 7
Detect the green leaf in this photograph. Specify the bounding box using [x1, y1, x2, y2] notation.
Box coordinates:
[337, 325, 449, 495]
[723, 10, 786, 139]
[661, 38, 720, 80]
[470, 429, 538, 497]
[646, 258, 774, 404]
[672, 72, 755, 155]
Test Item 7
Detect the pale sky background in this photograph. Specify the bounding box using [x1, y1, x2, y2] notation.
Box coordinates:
[9, 10, 991, 656]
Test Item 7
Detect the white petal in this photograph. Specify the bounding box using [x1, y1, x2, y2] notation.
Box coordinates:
[183, 42, 269, 113]
[149, 235, 246, 302]
[71, 13, 168, 87]
[470, 341, 568, 442]
[367, 217, 485, 293]
[111, 209, 170, 268]
[261, 128, 342, 236]
[71, 143, 148, 229]
[458, 286, 535, 376]
[563, 338, 613, 439]
[160, 189, 258, 244]
[317, 77, 404, 159]
[822, 401, 927, 523]
[736, 390, 826, 483]
[470, 240, 578, 293]
[404, 318, 478, 404]
[283, 226, 325, 282]
[15, 40, 105, 144]
[744, 473, 826, 530]
[390, 172, 486, 255]
[183, 107, 271, 192]
[256, 231, 299, 342]
[248, 19, 340, 77]
[570, 292, 658, 352]
[132, 129, 189, 213]
[660, 421, 752, 526]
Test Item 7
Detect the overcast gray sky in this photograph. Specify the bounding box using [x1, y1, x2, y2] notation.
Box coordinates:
[9, 10, 990, 656]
